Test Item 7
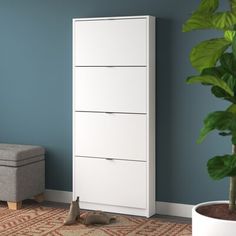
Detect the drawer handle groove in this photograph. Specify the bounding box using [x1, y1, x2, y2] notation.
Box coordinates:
[105, 158, 114, 161]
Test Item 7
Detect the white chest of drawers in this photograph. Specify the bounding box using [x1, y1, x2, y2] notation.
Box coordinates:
[72, 15, 156, 217]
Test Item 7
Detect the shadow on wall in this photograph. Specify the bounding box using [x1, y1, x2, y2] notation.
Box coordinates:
[156, 18, 174, 202]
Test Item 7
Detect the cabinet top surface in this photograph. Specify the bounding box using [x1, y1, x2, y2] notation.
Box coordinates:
[73, 15, 155, 22]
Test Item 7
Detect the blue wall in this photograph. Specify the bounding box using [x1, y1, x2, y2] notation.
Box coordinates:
[0, 0, 231, 205]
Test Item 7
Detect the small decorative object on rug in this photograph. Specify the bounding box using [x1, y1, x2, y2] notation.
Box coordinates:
[82, 210, 116, 226]
[63, 196, 80, 225]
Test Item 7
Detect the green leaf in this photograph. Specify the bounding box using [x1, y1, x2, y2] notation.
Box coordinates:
[210, 72, 236, 102]
[197, 111, 236, 143]
[220, 53, 233, 70]
[201, 66, 226, 78]
[211, 86, 236, 103]
[183, 0, 236, 32]
[183, 13, 213, 32]
[182, 0, 218, 32]
[232, 131, 236, 144]
[230, 0, 236, 14]
[187, 75, 234, 96]
[211, 86, 228, 98]
[201, 67, 224, 86]
[224, 30, 236, 42]
[207, 154, 236, 180]
[221, 73, 236, 93]
[190, 38, 230, 72]
[227, 104, 236, 113]
[212, 12, 236, 30]
[220, 53, 236, 76]
[211, 0, 236, 30]
[232, 35, 236, 59]
[211, 86, 233, 100]
[182, 0, 219, 32]
[230, 115, 236, 131]
[197, 0, 219, 13]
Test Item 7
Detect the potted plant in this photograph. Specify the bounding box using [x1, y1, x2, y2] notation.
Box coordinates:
[183, 0, 236, 235]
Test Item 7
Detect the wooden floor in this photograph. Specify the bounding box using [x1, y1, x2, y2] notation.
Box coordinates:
[41, 201, 192, 224]
[154, 214, 191, 224]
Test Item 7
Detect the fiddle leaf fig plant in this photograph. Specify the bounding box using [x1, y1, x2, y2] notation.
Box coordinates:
[183, 0, 236, 211]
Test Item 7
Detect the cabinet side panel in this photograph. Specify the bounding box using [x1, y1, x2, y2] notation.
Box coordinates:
[147, 16, 156, 217]
[72, 19, 76, 200]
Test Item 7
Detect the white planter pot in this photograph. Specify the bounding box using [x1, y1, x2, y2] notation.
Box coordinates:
[192, 201, 236, 236]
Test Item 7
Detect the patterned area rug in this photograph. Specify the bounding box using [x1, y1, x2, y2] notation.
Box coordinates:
[0, 202, 192, 236]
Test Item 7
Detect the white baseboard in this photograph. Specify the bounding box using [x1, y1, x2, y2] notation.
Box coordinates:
[156, 201, 193, 218]
[44, 189, 193, 218]
[44, 189, 72, 203]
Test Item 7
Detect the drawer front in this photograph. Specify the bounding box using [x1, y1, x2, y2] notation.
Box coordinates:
[74, 112, 146, 161]
[74, 67, 147, 113]
[74, 18, 147, 66]
[74, 156, 147, 209]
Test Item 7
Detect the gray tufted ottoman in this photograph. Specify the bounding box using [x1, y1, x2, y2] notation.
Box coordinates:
[0, 144, 45, 210]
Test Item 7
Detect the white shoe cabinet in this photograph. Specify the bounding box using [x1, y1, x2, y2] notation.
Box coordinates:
[72, 15, 156, 217]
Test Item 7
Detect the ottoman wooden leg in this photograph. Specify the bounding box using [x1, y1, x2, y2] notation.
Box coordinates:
[34, 193, 44, 203]
[7, 201, 22, 210]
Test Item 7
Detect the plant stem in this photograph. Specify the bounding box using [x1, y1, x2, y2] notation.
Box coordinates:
[229, 176, 236, 211]
[229, 145, 236, 211]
